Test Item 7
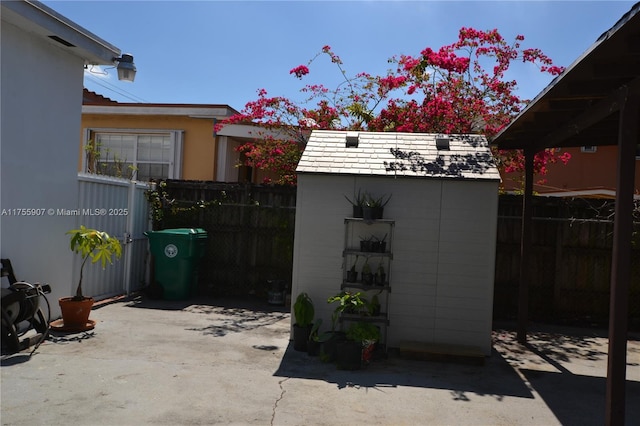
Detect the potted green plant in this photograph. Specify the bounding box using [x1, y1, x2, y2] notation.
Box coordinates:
[375, 261, 386, 287]
[319, 291, 368, 362]
[346, 255, 359, 282]
[307, 318, 323, 356]
[344, 189, 366, 218]
[363, 193, 392, 220]
[336, 322, 381, 370]
[327, 291, 368, 317]
[361, 258, 374, 286]
[292, 292, 314, 352]
[369, 293, 382, 316]
[372, 233, 387, 253]
[61, 226, 122, 330]
[359, 235, 375, 252]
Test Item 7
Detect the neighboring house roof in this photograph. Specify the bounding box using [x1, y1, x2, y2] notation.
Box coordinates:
[1, 0, 120, 66]
[82, 102, 239, 119]
[297, 130, 500, 181]
[83, 89, 118, 105]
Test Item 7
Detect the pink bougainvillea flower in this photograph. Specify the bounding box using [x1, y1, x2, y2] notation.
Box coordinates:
[289, 65, 309, 79]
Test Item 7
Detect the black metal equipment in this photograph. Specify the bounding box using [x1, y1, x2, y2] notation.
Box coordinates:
[1, 259, 51, 354]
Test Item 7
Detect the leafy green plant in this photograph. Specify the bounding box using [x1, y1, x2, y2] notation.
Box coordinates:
[294, 292, 315, 327]
[369, 293, 381, 316]
[346, 321, 380, 343]
[344, 189, 366, 207]
[327, 291, 368, 330]
[350, 255, 359, 273]
[364, 193, 392, 208]
[67, 225, 122, 300]
[309, 318, 323, 342]
[361, 258, 371, 275]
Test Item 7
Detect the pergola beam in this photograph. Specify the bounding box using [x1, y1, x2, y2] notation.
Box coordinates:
[532, 76, 640, 152]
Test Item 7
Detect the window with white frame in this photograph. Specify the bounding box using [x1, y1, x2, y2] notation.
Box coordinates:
[84, 130, 182, 181]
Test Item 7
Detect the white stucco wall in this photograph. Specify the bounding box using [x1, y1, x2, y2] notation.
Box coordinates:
[292, 174, 499, 355]
[1, 20, 84, 317]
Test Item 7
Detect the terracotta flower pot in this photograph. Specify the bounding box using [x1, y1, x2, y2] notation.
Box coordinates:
[59, 296, 94, 328]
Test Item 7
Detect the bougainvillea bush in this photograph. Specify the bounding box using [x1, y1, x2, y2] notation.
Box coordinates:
[216, 28, 570, 185]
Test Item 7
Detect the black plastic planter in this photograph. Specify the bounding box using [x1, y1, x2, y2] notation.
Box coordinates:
[336, 340, 362, 370]
[293, 324, 312, 352]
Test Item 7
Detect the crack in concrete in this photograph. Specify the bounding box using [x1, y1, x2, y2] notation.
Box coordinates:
[271, 377, 289, 425]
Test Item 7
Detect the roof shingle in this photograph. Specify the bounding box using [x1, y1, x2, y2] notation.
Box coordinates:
[297, 130, 500, 181]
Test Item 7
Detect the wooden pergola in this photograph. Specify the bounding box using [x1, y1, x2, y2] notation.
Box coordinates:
[491, 3, 639, 425]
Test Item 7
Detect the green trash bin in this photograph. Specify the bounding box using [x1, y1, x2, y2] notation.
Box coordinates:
[145, 228, 208, 300]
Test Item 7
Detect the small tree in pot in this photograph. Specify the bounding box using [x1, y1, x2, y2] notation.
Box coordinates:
[59, 226, 122, 330]
[292, 292, 314, 352]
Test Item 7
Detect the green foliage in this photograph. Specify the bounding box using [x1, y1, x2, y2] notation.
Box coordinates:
[67, 225, 122, 300]
[144, 181, 173, 229]
[364, 193, 392, 208]
[344, 189, 366, 207]
[350, 255, 359, 273]
[327, 291, 368, 330]
[84, 139, 137, 179]
[361, 258, 371, 275]
[294, 292, 315, 326]
[346, 321, 380, 343]
[309, 318, 323, 341]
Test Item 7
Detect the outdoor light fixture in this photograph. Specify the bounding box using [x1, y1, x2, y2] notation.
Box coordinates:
[114, 54, 136, 82]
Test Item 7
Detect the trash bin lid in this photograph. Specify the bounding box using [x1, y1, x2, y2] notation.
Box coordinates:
[144, 228, 207, 238]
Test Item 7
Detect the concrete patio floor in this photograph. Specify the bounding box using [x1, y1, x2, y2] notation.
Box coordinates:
[1, 295, 639, 426]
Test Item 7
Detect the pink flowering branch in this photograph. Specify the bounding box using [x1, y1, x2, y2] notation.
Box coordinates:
[216, 28, 569, 186]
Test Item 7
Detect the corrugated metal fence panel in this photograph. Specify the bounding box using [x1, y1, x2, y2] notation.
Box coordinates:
[128, 182, 152, 293]
[76, 173, 150, 299]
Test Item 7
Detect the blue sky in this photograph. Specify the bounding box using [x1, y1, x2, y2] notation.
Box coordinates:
[44, 1, 635, 111]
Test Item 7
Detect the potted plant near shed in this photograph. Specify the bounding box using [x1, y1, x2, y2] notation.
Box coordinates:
[345, 189, 366, 218]
[318, 291, 368, 362]
[362, 193, 391, 220]
[307, 318, 323, 356]
[292, 292, 314, 352]
[349, 321, 381, 367]
[57, 226, 122, 331]
[346, 255, 359, 283]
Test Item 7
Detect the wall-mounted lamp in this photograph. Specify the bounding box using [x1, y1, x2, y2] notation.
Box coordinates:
[114, 54, 136, 82]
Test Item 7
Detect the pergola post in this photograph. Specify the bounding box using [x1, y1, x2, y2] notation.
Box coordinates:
[517, 147, 535, 344]
[605, 89, 638, 426]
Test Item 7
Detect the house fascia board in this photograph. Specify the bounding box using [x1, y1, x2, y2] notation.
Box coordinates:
[1, 0, 120, 65]
[216, 123, 301, 141]
[82, 105, 235, 118]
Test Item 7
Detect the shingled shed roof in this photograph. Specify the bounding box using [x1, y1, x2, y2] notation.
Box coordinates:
[297, 130, 500, 181]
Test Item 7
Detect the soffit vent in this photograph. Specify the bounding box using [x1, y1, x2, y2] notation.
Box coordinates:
[436, 137, 450, 150]
[48, 35, 75, 47]
[345, 132, 359, 148]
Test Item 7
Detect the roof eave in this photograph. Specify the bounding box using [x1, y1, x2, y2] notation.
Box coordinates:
[1, 0, 121, 66]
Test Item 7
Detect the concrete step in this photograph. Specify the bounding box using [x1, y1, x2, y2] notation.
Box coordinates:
[399, 340, 486, 365]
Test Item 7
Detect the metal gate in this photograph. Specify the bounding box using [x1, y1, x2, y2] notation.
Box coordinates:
[76, 173, 150, 299]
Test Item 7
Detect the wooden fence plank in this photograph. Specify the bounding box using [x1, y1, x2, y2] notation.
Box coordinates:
[156, 182, 639, 326]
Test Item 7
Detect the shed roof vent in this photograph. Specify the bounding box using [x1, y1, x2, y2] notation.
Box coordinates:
[436, 136, 450, 150]
[345, 132, 359, 148]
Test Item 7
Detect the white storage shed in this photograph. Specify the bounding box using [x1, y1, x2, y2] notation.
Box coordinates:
[291, 130, 501, 356]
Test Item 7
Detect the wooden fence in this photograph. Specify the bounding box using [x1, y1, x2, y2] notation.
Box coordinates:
[156, 181, 640, 326]
[158, 181, 296, 298]
[495, 195, 640, 325]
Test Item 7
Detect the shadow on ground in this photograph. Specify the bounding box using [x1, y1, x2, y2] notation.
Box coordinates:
[274, 343, 533, 401]
[123, 294, 289, 338]
[520, 368, 640, 426]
